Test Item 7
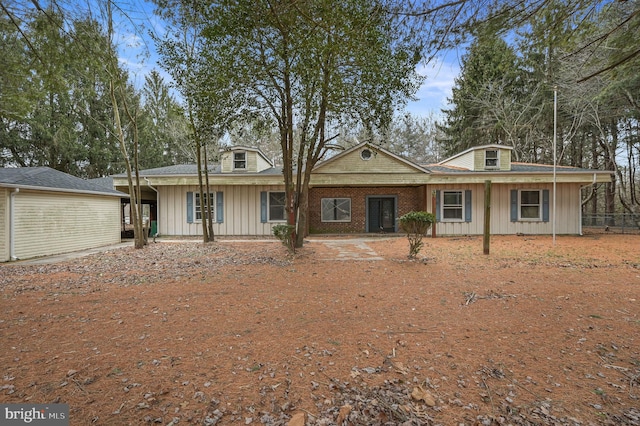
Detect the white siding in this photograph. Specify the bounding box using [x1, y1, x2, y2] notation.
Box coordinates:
[220, 152, 234, 172]
[255, 155, 273, 172]
[443, 152, 474, 170]
[426, 182, 582, 236]
[158, 184, 285, 236]
[220, 149, 272, 173]
[12, 190, 121, 260]
[0, 189, 8, 262]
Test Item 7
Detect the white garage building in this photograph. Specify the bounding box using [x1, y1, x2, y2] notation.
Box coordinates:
[0, 167, 126, 262]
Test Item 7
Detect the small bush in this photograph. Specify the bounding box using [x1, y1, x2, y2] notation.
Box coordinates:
[398, 211, 435, 259]
[272, 224, 296, 253]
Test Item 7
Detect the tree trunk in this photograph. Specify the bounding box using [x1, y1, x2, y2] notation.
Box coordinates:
[195, 139, 209, 243]
[189, 107, 209, 243]
[295, 185, 308, 248]
[590, 134, 598, 225]
[110, 81, 144, 249]
[203, 143, 214, 242]
[282, 52, 296, 246]
[604, 120, 617, 225]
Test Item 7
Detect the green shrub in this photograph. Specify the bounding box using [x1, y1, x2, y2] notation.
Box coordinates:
[272, 224, 296, 253]
[398, 211, 435, 259]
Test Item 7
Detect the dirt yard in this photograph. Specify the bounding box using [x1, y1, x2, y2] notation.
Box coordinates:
[1, 233, 639, 425]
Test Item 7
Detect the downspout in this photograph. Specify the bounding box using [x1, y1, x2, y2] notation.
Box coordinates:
[579, 184, 583, 236]
[144, 178, 159, 239]
[10, 188, 19, 261]
[580, 173, 597, 236]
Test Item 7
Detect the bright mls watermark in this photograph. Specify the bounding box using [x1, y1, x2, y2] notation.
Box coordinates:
[1, 404, 68, 425]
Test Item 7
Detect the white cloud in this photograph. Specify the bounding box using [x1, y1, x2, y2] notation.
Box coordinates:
[405, 56, 460, 117]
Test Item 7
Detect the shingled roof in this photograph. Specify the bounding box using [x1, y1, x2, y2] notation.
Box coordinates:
[113, 164, 283, 176]
[0, 167, 127, 197]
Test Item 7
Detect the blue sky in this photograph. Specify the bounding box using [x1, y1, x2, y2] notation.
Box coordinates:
[113, 0, 460, 119]
[406, 59, 460, 117]
[122, 47, 460, 119]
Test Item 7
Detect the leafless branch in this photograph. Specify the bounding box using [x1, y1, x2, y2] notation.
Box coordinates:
[577, 48, 640, 83]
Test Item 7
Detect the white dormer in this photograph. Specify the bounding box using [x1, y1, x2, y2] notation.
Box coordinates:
[220, 146, 274, 173]
[439, 144, 512, 171]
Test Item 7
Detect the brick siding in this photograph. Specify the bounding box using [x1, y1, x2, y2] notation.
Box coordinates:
[307, 186, 426, 234]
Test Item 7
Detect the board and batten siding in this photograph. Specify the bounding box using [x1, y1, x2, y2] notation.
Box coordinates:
[158, 184, 285, 236]
[492, 183, 581, 235]
[0, 189, 8, 261]
[426, 182, 582, 236]
[426, 183, 484, 235]
[12, 190, 121, 260]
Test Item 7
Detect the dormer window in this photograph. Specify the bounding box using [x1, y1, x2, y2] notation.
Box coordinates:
[485, 149, 499, 169]
[233, 152, 246, 170]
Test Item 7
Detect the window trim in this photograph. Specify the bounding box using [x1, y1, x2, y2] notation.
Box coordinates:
[233, 151, 247, 170]
[321, 198, 352, 222]
[194, 192, 215, 222]
[268, 191, 287, 222]
[518, 189, 542, 221]
[485, 149, 499, 169]
[440, 190, 464, 222]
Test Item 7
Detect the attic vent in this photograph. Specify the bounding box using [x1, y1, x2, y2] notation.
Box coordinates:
[360, 149, 372, 160]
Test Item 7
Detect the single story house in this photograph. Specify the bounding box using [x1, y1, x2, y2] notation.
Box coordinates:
[111, 143, 611, 237]
[0, 167, 126, 262]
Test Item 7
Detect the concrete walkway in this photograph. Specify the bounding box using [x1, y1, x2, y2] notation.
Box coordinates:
[11, 242, 133, 265]
[306, 238, 385, 261]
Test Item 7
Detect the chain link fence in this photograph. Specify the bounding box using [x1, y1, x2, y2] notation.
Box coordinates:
[582, 213, 640, 233]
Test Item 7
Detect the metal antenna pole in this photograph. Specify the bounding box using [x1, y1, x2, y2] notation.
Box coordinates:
[553, 86, 557, 245]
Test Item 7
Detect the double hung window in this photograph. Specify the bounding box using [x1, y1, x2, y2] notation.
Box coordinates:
[234, 152, 246, 169]
[442, 191, 463, 221]
[519, 190, 541, 220]
[268, 192, 286, 221]
[195, 192, 215, 221]
[485, 149, 499, 169]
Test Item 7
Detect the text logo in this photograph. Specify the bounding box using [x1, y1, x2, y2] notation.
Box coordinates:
[1, 404, 69, 425]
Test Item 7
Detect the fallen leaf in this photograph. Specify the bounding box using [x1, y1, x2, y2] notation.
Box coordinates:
[336, 404, 352, 424]
[411, 385, 436, 407]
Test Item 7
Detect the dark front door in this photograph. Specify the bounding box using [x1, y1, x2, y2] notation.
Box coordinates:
[368, 197, 395, 232]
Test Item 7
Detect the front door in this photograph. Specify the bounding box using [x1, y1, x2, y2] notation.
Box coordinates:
[368, 197, 396, 232]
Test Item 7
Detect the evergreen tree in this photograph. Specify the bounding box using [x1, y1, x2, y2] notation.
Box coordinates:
[439, 30, 520, 157]
[141, 70, 191, 167]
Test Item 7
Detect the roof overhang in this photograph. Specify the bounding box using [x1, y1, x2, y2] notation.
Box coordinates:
[112, 174, 285, 187]
[0, 183, 128, 198]
[426, 170, 612, 185]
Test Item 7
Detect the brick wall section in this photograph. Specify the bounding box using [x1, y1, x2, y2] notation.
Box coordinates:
[308, 186, 426, 234]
